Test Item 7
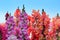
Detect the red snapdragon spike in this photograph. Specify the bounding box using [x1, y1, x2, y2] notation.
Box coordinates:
[41, 9, 50, 40]
[14, 7, 21, 26]
[14, 7, 21, 18]
[52, 17, 60, 30]
[31, 9, 43, 40]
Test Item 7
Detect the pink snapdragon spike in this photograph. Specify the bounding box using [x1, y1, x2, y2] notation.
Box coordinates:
[52, 14, 60, 32]
[19, 5, 30, 40]
[0, 24, 6, 40]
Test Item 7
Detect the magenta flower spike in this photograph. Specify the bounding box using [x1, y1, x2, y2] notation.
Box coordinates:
[18, 5, 30, 40]
[0, 25, 6, 40]
[5, 16, 18, 40]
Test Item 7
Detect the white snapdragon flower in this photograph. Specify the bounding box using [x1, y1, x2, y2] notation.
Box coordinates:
[7, 34, 18, 40]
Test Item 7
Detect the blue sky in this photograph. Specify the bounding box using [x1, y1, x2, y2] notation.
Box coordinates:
[0, 0, 60, 23]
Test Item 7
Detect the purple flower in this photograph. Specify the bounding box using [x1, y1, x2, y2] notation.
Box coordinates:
[19, 11, 30, 40]
[5, 16, 16, 40]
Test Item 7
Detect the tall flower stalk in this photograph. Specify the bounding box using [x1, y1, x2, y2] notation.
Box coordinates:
[19, 5, 30, 40]
[5, 16, 18, 40]
[41, 9, 50, 40]
[14, 7, 21, 26]
[30, 9, 43, 40]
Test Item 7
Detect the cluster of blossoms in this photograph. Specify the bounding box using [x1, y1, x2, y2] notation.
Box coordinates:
[5, 15, 18, 40]
[28, 9, 50, 40]
[0, 5, 60, 40]
[0, 24, 6, 40]
[18, 5, 30, 40]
